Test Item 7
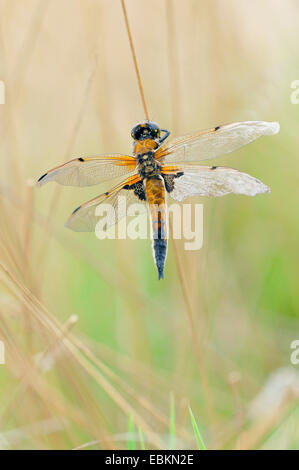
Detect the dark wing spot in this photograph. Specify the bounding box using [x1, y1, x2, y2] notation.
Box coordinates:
[78, 157, 84, 162]
[214, 126, 220, 131]
[72, 205, 81, 214]
[38, 173, 47, 182]
[163, 172, 184, 193]
[104, 191, 109, 196]
[133, 181, 146, 200]
[123, 181, 146, 200]
[211, 166, 217, 170]
[162, 174, 175, 192]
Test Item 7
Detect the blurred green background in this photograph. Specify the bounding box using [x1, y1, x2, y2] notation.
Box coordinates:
[0, 0, 298, 449]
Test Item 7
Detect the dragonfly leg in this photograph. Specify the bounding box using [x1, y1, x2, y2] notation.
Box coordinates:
[158, 129, 170, 144]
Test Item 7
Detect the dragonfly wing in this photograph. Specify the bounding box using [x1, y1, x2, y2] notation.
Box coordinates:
[162, 164, 270, 201]
[65, 176, 146, 232]
[38, 155, 137, 187]
[156, 121, 279, 163]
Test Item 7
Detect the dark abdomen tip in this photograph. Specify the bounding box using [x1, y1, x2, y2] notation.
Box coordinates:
[158, 269, 164, 280]
[153, 238, 167, 280]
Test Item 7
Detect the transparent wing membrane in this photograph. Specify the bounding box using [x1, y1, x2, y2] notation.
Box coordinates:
[156, 121, 279, 163]
[37, 155, 136, 187]
[65, 178, 146, 232]
[164, 164, 270, 201]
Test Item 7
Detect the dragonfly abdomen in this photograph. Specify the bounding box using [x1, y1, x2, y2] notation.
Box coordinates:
[153, 238, 167, 280]
[144, 176, 168, 280]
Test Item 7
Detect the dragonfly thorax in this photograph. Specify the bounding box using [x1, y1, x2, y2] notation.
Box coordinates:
[137, 151, 161, 179]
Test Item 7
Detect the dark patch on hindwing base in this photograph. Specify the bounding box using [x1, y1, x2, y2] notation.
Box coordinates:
[162, 171, 184, 193]
[123, 181, 146, 201]
[162, 174, 175, 192]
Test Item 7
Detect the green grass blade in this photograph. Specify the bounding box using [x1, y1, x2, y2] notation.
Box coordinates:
[138, 427, 146, 450]
[188, 406, 206, 450]
[128, 412, 135, 450]
[169, 392, 176, 449]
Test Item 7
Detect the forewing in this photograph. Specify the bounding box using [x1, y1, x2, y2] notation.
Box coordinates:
[156, 121, 279, 163]
[37, 155, 136, 187]
[162, 164, 270, 201]
[65, 177, 146, 232]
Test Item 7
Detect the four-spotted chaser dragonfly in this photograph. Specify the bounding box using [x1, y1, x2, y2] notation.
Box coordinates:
[38, 120, 279, 279]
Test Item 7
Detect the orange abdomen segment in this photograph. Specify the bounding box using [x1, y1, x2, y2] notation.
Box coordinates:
[144, 177, 168, 280]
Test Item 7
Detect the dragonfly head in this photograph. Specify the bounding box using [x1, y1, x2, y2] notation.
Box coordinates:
[131, 121, 161, 141]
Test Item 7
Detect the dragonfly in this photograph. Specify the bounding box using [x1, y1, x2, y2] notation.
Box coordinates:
[38, 120, 279, 280]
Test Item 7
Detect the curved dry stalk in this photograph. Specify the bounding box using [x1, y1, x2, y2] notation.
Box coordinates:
[120, 0, 149, 120]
